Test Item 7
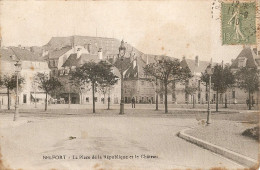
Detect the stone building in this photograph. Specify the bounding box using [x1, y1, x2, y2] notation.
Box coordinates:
[57, 49, 121, 105]
[0, 47, 50, 107]
[228, 46, 260, 104]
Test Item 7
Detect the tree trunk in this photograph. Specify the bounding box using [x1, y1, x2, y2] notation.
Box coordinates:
[224, 93, 227, 108]
[156, 93, 158, 111]
[155, 79, 158, 111]
[45, 92, 48, 111]
[164, 81, 168, 113]
[193, 94, 195, 108]
[92, 82, 95, 113]
[248, 91, 251, 110]
[172, 81, 176, 104]
[7, 88, 10, 110]
[216, 90, 219, 112]
[107, 87, 110, 110]
[108, 98, 110, 110]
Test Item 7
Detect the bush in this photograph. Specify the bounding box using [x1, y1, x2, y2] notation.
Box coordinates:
[242, 126, 259, 140]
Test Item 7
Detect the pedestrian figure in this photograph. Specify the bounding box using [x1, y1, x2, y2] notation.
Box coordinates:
[131, 97, 136, 108]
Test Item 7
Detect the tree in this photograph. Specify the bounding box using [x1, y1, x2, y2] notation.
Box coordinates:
[144, 57, 192, 113]
[98, 65, 118, 110]
[34, 73, 62, 111]
[201, 71, 210, 92]
[235, 67, 259, 110]
[211, 64, 235, 112]
[0, 74, 24, 110]
[185, 83, 198, 108]
[72, 61, 118, 113]
[222, 65, 236, 108]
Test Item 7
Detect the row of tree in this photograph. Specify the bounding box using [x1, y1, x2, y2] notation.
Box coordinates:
[0, 60, 118, 112]
[144, 57, 259, 113]
[201, 64, 259, 111]
[0, 58, 259, 113]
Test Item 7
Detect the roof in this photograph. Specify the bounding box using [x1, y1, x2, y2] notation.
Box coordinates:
[62, 53, 100, 67]
[62, 53, 78, 67]
[79, 53, 100, 64]
[123, 55, 175, 79]
[44, 36, 144, 59]
[1, 47, 43, 62]
[113, 57, 132, 73]
[0, 48, 15, 62]
[230, 47, 258, 69]
[47, 46, 72, 59]
[181, 58, 210, 74]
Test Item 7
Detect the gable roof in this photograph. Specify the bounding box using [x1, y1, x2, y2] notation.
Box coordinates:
[47, 46, 72, 59]
[1, 47, 43, 62]
[181, 58, 210, 74]
[0, 48, 15, 62]
[62, 53, 100, 68]
[230, 47, 258, 69]
[123, 55, 176, 79]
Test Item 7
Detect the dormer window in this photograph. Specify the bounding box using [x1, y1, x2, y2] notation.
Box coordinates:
[238, 57, 247, 68]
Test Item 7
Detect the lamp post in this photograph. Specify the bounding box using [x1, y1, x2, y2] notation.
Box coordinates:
[68, 80, 73, 109]
[14, 60, 22, 121]
[119, 40, 126, 115]
[206, 65, 213, 125]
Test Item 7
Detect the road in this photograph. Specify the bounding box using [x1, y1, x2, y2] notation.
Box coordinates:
[0, 115, 244, 170]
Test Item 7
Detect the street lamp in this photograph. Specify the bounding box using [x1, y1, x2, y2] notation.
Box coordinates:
[206, 64, 213, 125]
[119, 40, 126, 115]
[13, 59, 22, 121]
[68, 80, 73, 109]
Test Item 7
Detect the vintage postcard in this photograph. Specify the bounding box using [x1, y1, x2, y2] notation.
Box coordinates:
[0, 0, 259, 170]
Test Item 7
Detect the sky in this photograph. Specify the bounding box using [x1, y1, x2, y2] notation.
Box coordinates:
[1, 0, 257, 63]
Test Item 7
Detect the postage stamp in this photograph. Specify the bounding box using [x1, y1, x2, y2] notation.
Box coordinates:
[221, 1, 256, 45]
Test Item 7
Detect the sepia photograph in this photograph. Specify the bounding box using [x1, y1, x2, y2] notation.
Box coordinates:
[0, 0, 259, 169]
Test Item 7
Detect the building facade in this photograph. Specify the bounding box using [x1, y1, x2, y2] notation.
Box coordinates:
[0, 47, 50, 107]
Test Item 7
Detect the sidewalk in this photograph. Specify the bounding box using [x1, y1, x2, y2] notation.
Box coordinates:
[181, 120, 259, 167]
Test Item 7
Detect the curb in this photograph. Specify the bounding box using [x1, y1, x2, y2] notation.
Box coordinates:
[178, 128, 258, 168]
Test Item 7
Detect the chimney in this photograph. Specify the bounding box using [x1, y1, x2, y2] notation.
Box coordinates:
[87, 43, 92, 54]
[98, 48, 102, 60]
[133, 56, 137, 68]
[76, 48, 81, 59]
[195, 56, 199, 67]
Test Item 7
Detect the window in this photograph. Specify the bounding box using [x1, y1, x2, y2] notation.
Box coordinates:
[23, 94, 27, 103]
[232, 91, 236, 99]
[238, 57, 247, 68]
[86, 97, 89, 102]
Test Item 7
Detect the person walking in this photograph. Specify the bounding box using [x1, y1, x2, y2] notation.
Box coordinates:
[131, 97, 136, 108]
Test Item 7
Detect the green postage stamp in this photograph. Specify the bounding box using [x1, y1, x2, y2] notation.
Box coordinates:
[221, 1, 256, 45]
